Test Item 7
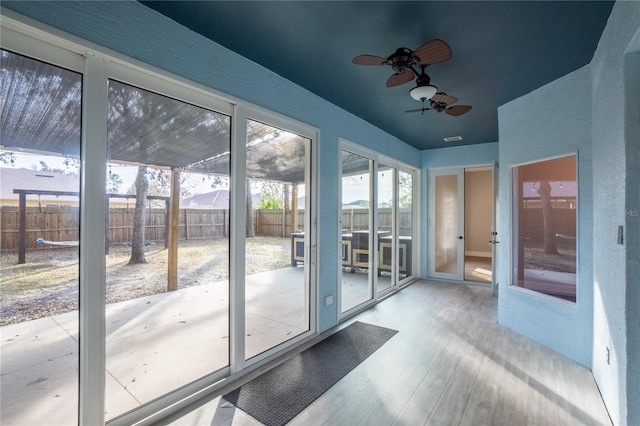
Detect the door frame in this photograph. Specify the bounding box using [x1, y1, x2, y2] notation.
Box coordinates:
[428, 163, 497, 286]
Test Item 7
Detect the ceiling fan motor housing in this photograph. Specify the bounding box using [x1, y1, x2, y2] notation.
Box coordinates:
[389, 47, 415, 74]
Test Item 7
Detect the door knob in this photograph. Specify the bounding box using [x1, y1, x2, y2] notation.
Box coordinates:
[457, 236, 463, 240]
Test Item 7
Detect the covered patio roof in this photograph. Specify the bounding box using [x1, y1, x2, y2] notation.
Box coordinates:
[1, 49, 310, 184]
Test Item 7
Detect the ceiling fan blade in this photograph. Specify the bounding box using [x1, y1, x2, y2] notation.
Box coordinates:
[386, 70, 414, 87]
[414, 39, 452, 65]
[352, 54, 388, 65]
[405, 107, 427, 113]
[432, 92, 458, 105]
[446, 105, 472, 116]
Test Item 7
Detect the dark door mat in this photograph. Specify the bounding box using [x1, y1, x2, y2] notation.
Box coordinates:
[223, 321, 398, 426]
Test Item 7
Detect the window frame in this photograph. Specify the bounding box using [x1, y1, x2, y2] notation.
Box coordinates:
[1, 11, 319, 426]
[508, 152, 579, 305]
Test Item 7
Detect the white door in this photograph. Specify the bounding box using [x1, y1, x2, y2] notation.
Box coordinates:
[429, 168, 465, 280]
[490, 162, 499, 294]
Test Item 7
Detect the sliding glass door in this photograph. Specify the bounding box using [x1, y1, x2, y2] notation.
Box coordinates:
[340, 150, 373, 313]
[377, 163, 395, 293]
[105, 78, 232, 419]
[244, 119, 311, 360]
[1, 48, 83, 426]
[339, 141, 418, 316]
[1, 23, 319, 423]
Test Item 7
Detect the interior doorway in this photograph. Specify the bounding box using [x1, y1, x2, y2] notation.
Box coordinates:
[429, 165, 496, 284]
[464, 167, 493, 283]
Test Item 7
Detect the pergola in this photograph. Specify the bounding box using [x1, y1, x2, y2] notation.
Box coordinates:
[1, 49, 324, 289]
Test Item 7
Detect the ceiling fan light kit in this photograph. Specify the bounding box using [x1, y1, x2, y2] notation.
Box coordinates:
[410, 84, 438, 101]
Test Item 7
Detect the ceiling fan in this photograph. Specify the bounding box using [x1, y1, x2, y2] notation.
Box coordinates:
[352, 38, 452, 90]
[405, 92, 472, 116]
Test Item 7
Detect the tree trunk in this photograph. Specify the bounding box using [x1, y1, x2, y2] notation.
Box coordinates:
[129, 166, 149, 264]
[538, 180, 558, 255]
[246, 179, 255, 237]
[283, 184, 290, 210]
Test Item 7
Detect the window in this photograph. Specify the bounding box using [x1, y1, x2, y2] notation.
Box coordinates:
[105, 79, 232, 419]
[0, 48, 82, 426]
[511, 155, 577, 302]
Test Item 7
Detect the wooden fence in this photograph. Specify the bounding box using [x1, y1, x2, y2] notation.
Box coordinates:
[1, 205, 575, 252]
[341, 208, 413, 237]
[0, 206, 231, 251]
[0, 206, 411, 251]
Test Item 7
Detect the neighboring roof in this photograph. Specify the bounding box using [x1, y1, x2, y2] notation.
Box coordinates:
[0, 167, 79, 201]
[0, 167, 144, 205]
[182, 189, 260, 208]
[343, 200, 370, 209]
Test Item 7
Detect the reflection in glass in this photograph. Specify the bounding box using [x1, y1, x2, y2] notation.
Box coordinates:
[105, 80, 231, 419]
[0, 49, 81, 425]
[377, 164, 394, 293]
[398, 171, 413, 281]
[435, 174, 459, 274]
[341, 151, 372, 312]
[244, 119, 310, 360]
[512, 155, 577, 302]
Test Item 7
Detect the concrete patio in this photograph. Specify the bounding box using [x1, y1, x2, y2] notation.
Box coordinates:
[1, 267, 374, 425]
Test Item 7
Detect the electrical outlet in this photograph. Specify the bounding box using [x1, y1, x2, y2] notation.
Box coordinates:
[325, 295, 333, 306]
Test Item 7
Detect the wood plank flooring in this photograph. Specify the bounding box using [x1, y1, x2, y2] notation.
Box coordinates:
[159, 280, 611, 426]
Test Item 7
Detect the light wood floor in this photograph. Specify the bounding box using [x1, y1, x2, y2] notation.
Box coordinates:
[464, 256, 492, 283]
[160, 280, 611, 426]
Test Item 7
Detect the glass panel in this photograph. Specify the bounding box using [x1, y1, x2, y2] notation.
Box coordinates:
[244, 119, 310, 360]
[1, 49, 81, 425]
[341, 151, 372, 312]
[435, 174, 459, 274]
[105, 80, 231, 419]
[464, 169, 493, 283]
[512, 155, 577, 302]
[398, 171, 413, 281]
[377, 164, 394, 293]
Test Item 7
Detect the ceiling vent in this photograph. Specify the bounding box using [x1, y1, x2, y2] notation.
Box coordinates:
[443, 136, 463, 142]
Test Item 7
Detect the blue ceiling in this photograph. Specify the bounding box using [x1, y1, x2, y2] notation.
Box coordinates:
[140, 1, 614, 150]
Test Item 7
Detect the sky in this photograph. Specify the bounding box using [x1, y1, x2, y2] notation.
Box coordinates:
[1, 151, 398, 205]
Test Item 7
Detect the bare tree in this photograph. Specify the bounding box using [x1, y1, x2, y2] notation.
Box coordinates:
[129, 166, 149, 264]
[538, 180, 558, 255]
[246, 179, 255, 237]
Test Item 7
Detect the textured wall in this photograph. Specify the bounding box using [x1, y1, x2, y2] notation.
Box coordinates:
[1, 1, 421, 333]
[419, 142, 498, 277]
[497, 66, 593, 367]
[590, 2, 640, 424]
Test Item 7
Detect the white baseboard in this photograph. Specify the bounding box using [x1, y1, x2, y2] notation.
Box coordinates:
[465, 251, 492, 258]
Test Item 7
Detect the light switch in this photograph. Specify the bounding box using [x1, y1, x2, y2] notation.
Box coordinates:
[617, 225, 624, 245]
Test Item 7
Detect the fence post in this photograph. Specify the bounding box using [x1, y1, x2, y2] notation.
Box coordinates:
[164, 199, 170, 249]
[167, 168, 180, 292]
[18, 192, 26, 264]
[184, 208, 189, 240]
[105, 195, 110, 255]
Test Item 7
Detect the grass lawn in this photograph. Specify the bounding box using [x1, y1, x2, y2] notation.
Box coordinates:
[0, 237, 290, 326]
